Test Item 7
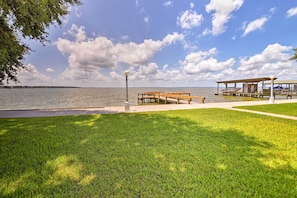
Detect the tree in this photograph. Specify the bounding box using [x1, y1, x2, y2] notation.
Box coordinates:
[0, 0, 82, 84]
[289, 48, 297, 61]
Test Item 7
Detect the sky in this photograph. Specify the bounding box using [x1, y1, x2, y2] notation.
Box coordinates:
[17, 0, 297, 87]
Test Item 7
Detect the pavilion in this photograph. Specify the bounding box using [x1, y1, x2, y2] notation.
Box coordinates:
[216, 77, 277, 97]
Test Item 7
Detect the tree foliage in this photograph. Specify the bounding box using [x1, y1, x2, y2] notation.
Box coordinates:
[0, 0, 82, 84]
[289, 48, 297, 61]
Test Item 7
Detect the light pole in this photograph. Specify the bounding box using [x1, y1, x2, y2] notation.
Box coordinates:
[269, 75, 275, 104]
[124, 71, 130, 111]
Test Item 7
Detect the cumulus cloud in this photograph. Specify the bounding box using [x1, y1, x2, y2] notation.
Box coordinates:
[55, 25, 184, 81]
[109, 71, 122, 80]
[163, 32, 185, 44]
[177, 10, 203, 29]
[163, 1, 173, 7]
[60, 67, 108, 84]
[286, 7, 297, 18]
[238, 43, 293, 77]
[46, 68, 54, 72]
[19, 43, 297, 87]
[18, 64, 53, 85]
[242, 16, 269, 37]
[177, 43, 297, 81]
[125, 61, 197, 86]
[180, 48, 236, 74]
[138, 63, 158, 75]
[67, 24, 87, 42]
[205, 0, 244, 35]
[127, 63, 163, 84]
[202, 28, 212, 36]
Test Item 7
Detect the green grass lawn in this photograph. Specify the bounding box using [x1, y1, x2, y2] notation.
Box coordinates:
[234, 102, 297, 117]
[0, 108, 296, 197]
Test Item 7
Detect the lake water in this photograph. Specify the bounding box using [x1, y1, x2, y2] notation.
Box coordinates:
[0, 87, 263, 110]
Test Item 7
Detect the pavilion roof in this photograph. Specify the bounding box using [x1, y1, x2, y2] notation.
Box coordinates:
[217, 77, 277, 84]
[273, 80, 297, 84]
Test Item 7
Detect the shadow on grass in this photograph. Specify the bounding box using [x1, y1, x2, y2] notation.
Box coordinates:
[0, 110, 296, 197]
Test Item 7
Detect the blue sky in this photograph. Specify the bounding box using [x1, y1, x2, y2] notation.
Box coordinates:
[18, 0, 297, 87]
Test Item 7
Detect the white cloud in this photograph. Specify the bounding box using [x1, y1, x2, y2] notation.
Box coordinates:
[19, 43, 297, 87]
[113, 33, 183, 66]
[202, 28, 212, 36]
[56, 36, 115, 69]
[162, 64, 168, 71]
[180, 48, 236, 74]
[286, 7, 297, 18]
[73, 7, 82, 18]
[144, 16, 149, 24]
[128, 63, 163, 83]
[163, 1, 173, 7]
[238, 43, 293, 77]
[177, 10, 203, 29]
[67, 24, 87, 42]
[205, 0, 244, 35]
[18, 64, 53, 85]
[55, 25, 184, 82]
[109, 71, 122, 80]
[269, 7, 276, 14]
[190, 3, 195, 9]
[138, 63, 158, 75]
[242, 16, 269, 37]
[60, 67, 108, 84]
[130, 43, 297, 85]
[239, 43, 292, 67]
[135, 1, 150, 25]
[163, 32, 185, 45]
[46, 68, 54, 72]
[121, 35, 129, 40]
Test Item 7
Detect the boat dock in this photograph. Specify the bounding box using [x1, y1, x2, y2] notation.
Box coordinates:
[216, 77, 297, 99]
[138, 91, 205, 104]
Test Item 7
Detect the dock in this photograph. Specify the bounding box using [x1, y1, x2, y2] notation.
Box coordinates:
[138, 91, 205, 104]
[216, 77, 297, 99]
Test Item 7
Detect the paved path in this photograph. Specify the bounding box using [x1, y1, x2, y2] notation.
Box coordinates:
[0, 99, 297, 120]
[225, 107, 297, 120]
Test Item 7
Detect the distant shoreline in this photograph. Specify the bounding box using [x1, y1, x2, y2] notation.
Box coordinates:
[0, 86, 80, 89]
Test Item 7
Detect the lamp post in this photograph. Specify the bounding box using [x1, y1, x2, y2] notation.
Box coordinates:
[124, 71, 130, 111]
[269, 75, 275, 104]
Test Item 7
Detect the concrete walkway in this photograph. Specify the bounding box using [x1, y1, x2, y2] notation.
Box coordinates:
[0, 99, 297, 120]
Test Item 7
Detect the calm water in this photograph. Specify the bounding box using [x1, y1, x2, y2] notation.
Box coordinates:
[0, 87, 261, 110]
